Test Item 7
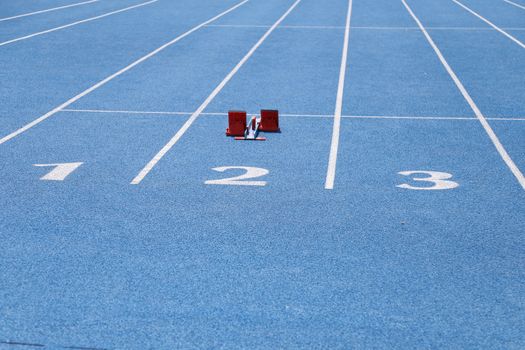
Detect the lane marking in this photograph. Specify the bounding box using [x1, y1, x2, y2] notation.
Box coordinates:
[0, 0, 250, 146]
[0, 0, 99, 22]
[0, 0, 158, 48]
[33, 162, 83, 181]
[62, 108, 192, 115]
[402, 0, 525, 190]
[452, 0, 525, 48]
[503, 0, 525, 10]
[205, 166, 269, 186]
[325, 0, 353, 190]
[205, 24, 525, 31]
[131, 0, 303, 185]
[338, 115, 525, 121]
[397, 171, 459, 190]
[354, 26, 525, 31]
[60, 109, 525, 121]
[205, 24, 346, 29]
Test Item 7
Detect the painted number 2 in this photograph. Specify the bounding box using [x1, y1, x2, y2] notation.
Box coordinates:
[205, 166, 269, 186]
[397, 171, 459, 190]
[33, 162, 83, 181]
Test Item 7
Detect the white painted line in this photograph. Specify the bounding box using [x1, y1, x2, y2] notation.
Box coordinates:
[60, 109, 525, 121]
[452, 0, 525, 48]
[61, 108, 331, 117]
[62, 108, 192, 116]
[0, 0, 250, 146]
[325, 0, 353, 190]
[343, 115, 476, 120]
[130, 0, 303, 185]
[0, 0, 99, 22]
[503, 0, 525, 10]
[205, 24, 270, 28]
[485, 117, 525, 121]
[206, 24, 525, 31]
[427, 26, 525, 31]
[0, 0, 158, 47]
[353, 26, 525, 31]
[283, 25, 346, 29]
[205, 24, 346, 29]
[402, 0, 525, 190]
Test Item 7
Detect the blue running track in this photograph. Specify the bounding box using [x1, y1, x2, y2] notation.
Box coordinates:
[0, 0, 524, 348]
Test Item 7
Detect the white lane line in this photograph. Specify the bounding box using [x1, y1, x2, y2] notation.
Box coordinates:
[354, 26, 525, 31]
[452, 0, 525, 48]
[205, 24, 346, 29]
[0, 0, 99, 22]
[130, 0, 303, 185]
[325, 0, 353, 190]
[206, 24, 525, 31]
[0, 0, 250, 146]
[0, 0, 158, 47]
[62, 108, 192, 115]
[60, 109, 525, 121]
[503, 0, 525, 10]
[340, 115, 525, 121]
[402, 0, 525, 190]
[62, 108, 333, 117]
[205, 24, 270, 28]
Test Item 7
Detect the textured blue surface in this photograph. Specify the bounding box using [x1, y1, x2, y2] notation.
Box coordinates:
[1, 0, 524, 349]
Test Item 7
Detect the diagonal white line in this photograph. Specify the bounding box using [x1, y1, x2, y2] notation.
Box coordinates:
[0, 0, 250, 146]
[131, 0, 303, 185]
[452, 0, 525, 48]
[325, 0, 353, 190]
[402, 0, 525, 190]
[0, 0, 158, 47]
[503, 0, 525, 10]
[0, 0, 99, 22]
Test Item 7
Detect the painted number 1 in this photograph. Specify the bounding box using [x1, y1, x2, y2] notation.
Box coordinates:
[397, 170, 459, 190]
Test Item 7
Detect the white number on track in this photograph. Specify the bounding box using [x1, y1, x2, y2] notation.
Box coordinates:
[205, 166, 269, 186]
[33, 162, 83, 181]
[397, 170, 459, 190]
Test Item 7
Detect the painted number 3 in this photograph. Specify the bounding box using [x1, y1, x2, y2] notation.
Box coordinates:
[397, 171, 459, 190]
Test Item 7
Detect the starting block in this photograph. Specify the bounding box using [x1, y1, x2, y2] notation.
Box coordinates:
[259, 109, 280, 132]
[226, 110, 247, 136]
[226, 109, 280, 141]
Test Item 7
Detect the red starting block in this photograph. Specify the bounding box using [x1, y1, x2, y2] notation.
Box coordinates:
[259, 109, 280, 132]
[226, 110, 247, 136]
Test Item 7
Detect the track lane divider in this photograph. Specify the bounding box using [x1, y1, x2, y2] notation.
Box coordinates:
[325, 0, 354, 190]
[0, 0, 251, 146]
[452, 0, 525, 49]
[131, 0, 303, 185]
[0, 0, 100, 22]
[0, 0, 159, 47]
[503, 0, 525, 10]
[402, 0, 525, 190]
